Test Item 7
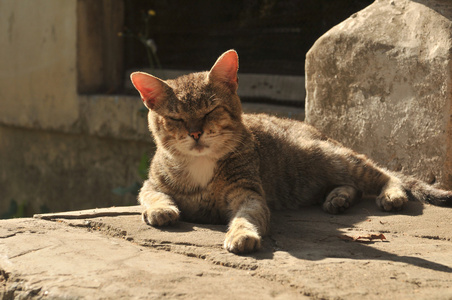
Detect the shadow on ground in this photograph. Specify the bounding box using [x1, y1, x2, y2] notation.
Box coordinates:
[247, 199, 452, 273]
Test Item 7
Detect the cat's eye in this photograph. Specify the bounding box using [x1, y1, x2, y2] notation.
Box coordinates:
[205, 106, 221, 118]
[168, 116, 183, 122]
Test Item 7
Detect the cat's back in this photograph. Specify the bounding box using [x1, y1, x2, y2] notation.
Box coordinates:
[242, 113, 328, 145]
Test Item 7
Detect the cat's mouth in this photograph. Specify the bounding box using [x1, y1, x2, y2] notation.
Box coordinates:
[190, 143, 209, 153]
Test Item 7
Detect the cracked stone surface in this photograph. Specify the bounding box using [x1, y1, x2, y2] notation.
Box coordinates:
[1, 201, 452, 299]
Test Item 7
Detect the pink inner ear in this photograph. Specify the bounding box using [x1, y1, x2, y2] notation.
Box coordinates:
[209, 50, 239, 90]
[138, 86, 157, 107]
[130, 72, 165, 110]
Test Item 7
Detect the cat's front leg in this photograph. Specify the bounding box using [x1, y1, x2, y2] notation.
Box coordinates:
[224, 196, 270, 254]
[139, 180, 180, 226]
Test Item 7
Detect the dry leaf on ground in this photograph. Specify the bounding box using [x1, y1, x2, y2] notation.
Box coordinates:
[339, 233, 387, 242]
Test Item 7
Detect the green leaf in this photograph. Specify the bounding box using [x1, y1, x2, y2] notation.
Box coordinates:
[138, 153, 150, 180]
[112, 182, 142, 196]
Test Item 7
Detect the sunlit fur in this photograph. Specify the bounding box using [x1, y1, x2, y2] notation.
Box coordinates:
[132, 50, 452, 254]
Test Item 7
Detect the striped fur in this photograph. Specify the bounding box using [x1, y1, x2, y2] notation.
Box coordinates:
[130, 50, 452, 254]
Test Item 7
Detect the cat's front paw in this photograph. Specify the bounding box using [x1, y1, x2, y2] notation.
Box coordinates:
[224, 225, 261, 254]
[142, 205, 180, 226]
[376, 188, 408, 211]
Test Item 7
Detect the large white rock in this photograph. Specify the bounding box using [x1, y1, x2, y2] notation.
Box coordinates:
[305, 0, 452, 188]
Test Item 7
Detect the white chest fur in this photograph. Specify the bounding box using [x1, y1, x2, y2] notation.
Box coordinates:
[186, 156, 216, 187]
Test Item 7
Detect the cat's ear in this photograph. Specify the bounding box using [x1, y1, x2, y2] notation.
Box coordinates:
[130, 72, 168, 110]
[208, 50, 239, 92]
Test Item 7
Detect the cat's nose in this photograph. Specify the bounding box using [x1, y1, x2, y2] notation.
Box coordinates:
[189, 130, 203, 141]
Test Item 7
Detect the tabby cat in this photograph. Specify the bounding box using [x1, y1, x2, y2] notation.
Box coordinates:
[130, 50, 452, 254]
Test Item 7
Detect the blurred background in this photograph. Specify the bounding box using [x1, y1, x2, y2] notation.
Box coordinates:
[123, 0, 371, 77]
[0, 0, 372, 218]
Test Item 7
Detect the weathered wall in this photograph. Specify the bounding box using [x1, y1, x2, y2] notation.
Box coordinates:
[0, 94, 152, 217]
[0, 0, 79, 131]
[0, 1, 152, 217]
[0, 126, 152, 216]
[305, 0, 452, 188]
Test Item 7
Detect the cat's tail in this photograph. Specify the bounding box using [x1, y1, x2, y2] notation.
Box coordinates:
[399, 174, 452, 207]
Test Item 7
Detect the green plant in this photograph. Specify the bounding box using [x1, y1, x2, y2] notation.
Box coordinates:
[119, 9, 161, 70]
[1, 199, 23, 219]
[112, 152, 150, 197]
[1, 199, 48, 219]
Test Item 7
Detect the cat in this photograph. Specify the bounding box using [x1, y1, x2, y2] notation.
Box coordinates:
[130, 50, 452, 254]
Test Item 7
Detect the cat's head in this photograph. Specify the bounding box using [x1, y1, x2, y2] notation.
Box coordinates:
[130, 50, 244, 159]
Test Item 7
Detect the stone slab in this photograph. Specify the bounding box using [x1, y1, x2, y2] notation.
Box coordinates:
[1, 201, 452, 299]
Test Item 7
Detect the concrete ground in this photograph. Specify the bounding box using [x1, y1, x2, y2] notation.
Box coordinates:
[1, 199, 451, 299]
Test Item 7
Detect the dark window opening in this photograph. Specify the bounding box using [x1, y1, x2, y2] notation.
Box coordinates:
[123, 0, 373, 75]
[77, 0, 373, 95]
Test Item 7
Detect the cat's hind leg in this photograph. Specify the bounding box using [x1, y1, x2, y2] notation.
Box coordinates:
[375, 177, 408, 211]
[337, 149, 409, 211]
[320, 143, 409, 212]
[323, 185, 362, 214]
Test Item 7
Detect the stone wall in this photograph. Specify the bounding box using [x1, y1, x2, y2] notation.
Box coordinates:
[0, 126, 152, 216]
[305, 0, 452, 189]
[0, 0, 78, 131]
[0, 1, 151, 217]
